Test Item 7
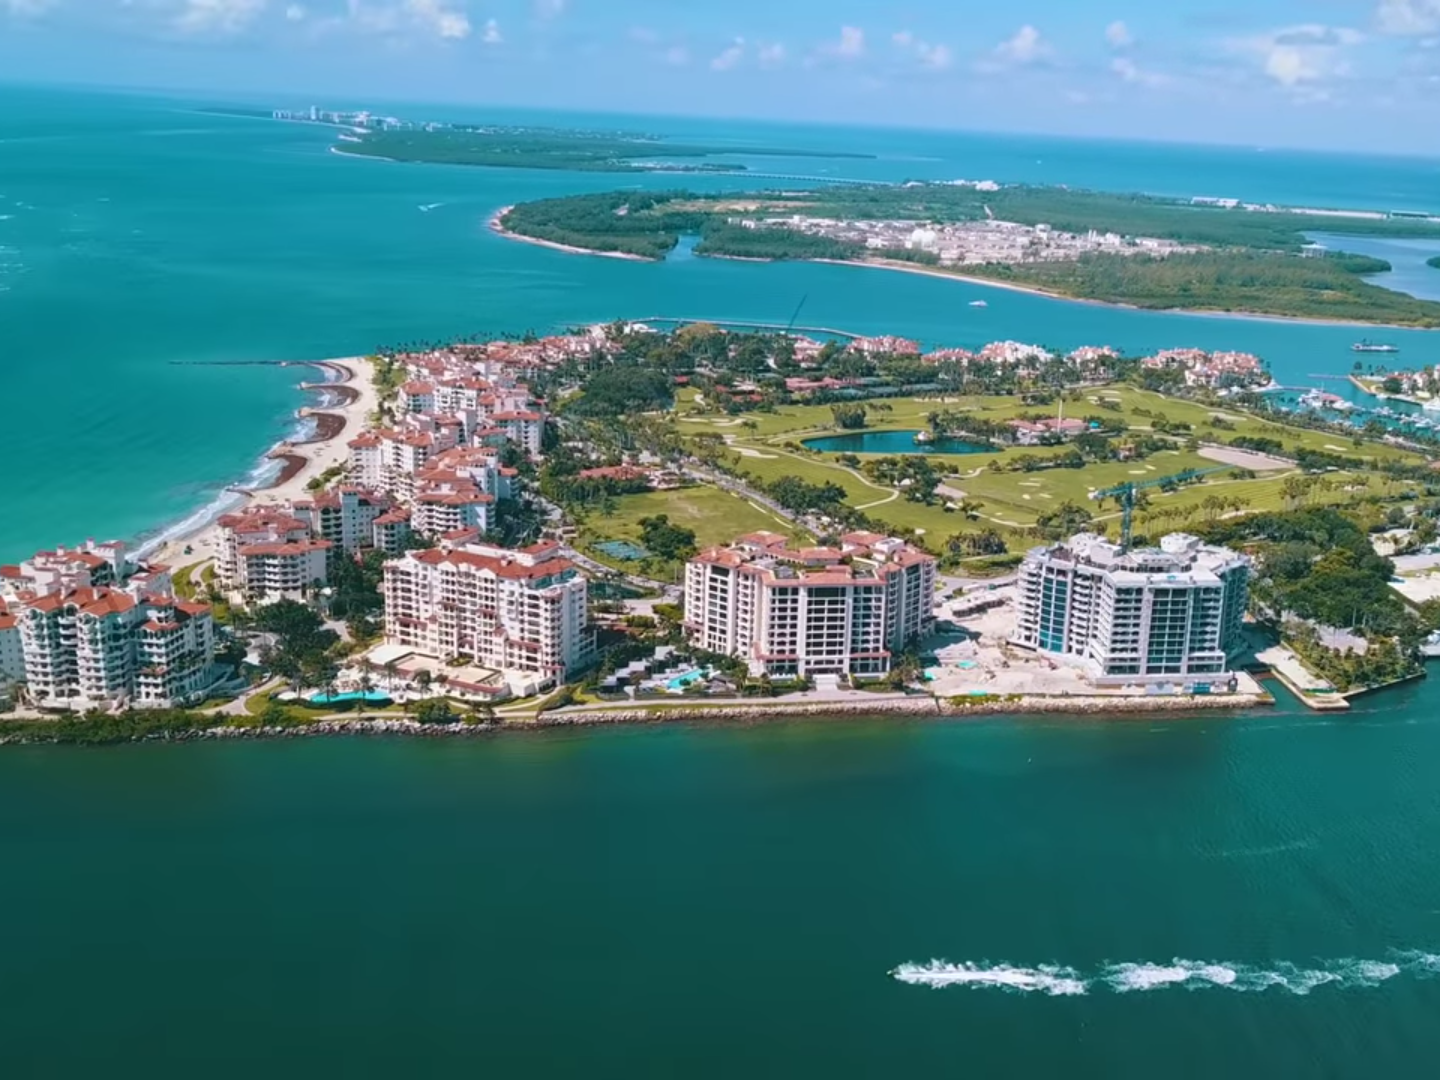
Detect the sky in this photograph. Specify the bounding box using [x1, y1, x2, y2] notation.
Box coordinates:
[2, 0, 1439, 152]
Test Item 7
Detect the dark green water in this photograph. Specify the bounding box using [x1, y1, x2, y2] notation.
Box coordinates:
[4, 678, 1440, 1077]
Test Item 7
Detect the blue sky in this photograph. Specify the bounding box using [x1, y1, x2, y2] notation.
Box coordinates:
[3, 0, 1439, 151]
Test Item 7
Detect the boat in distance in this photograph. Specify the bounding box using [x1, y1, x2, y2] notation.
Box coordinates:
[1353, 340, 1400, 353]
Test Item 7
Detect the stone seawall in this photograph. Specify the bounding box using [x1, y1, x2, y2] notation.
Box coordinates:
[0, 692, 1272, 746]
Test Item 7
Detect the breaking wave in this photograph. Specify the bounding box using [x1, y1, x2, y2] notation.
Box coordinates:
[891, 952, 1440, 996]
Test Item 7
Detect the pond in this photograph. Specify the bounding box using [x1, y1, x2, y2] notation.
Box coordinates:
[801, 429, 991, 455]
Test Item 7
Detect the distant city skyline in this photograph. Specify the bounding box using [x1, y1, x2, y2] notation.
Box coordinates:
[2, 0, 1439, 153]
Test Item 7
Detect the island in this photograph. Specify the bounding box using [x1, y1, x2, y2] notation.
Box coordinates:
[1430, 255, 1440, 271]
[495, 186, 1440, 325]
[6, 318, 1440, 744]
[205, 104, 875, 173]
[337, 128, 875, 173]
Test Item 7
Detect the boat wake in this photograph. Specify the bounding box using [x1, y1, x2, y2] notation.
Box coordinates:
[891, 951, 1440, 996]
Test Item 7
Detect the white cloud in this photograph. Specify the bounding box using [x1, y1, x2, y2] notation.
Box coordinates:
[821, 25, 865, 58]
[1230, 24, 1362, 89]
[533, 0, 564, 20]
[1110, 56, 1168, 86]
[710, 37, 744, 71]
[915, 41, 952, 69]
[663, 44, 690, 66]
[403, 0, 469, 39]
[1105, 20, 1132, 49]
[1377, 0, 1440, 35]
[757, 42, 786, 68]
[4, 0, 57, 15]
[285, 3, 305, 20]
[892, 30, 951, 70]
[174, 0, 267, 34]
[481, 15, 499, 43]
[993, 24, 1049, 64]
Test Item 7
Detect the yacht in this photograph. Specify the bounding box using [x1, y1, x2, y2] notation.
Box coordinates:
[1353, 340, 1400, 354]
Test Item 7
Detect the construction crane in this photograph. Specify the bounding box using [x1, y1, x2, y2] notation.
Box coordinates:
[1090, 466, 1229, 550]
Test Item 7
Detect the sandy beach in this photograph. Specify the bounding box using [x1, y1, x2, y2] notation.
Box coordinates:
[487, 206, 653, 262]
[151, 356, 379, 570]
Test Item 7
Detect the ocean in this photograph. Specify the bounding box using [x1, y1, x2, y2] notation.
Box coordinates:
[5, 682, 1440, 1076]
[2, 84, 1440, 560]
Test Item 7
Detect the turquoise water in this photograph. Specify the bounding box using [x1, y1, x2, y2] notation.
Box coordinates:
[665, 670, 705, 691]
[804, 430, 994, 455]
[1306, 232, 1440, 302]
[306, 690, 393, 706]
[6, 681, 1440, 1075]
[3, 85, 1440, 559]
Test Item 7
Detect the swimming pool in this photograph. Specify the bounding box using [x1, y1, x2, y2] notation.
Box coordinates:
[307, 690, 394, 706]
[665, 671, 706, 692]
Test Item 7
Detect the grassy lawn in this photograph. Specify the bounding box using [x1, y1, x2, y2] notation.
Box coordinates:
[582, 484, 804, 555]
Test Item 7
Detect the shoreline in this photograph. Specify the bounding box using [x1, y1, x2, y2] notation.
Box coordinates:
[824, 258, 1440, 329]
[484, 223, 1440, 329]
[0, 691, 1275, 746]
[1347, 373, 1431, 406]
[139, 357, 379, 569]
[487, 206, 653, 262]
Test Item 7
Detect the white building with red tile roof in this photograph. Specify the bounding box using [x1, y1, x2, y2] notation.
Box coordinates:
[216, 507, 332, 602]
[382, 539, 591, 686]
[0, 612, 22, 686]
[684, 531, 937, 678]
[17, 588, 218, 709]
[290, 487, 393, 555]
[0, 539, 132, 603]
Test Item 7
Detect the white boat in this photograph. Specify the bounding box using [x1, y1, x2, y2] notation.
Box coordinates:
[1423, 397, 1440, 413]
[968, 300, 988, 308]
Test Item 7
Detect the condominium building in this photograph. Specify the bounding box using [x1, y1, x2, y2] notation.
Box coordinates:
[684, 531, 938, 678]
[0, 613, 22, 685]
[382, 540, 591, 683]
[372, 508, 413, 555]
[17, 588, 216, 708]
[291, 487, 392, 556]
[0, 539, 132, 603]
[216, 507, 332, 602]
[1012, 532, 1250, 685]
[133, 595, 219, 707]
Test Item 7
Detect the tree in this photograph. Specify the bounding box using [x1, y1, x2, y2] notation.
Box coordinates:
[830, 403, 868, 430]
[414, 698, 458, 725]
[638, 514, 699, 561]
[1035, 501, 1094, 540]
[415, 669, 434, 693]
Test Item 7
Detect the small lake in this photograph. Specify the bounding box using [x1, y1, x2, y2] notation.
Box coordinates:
[802, 429, 991, 454]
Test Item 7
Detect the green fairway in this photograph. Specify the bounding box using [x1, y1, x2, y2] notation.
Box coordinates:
[672, 382, 1429, 545]
[580, 485, 803, 570]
